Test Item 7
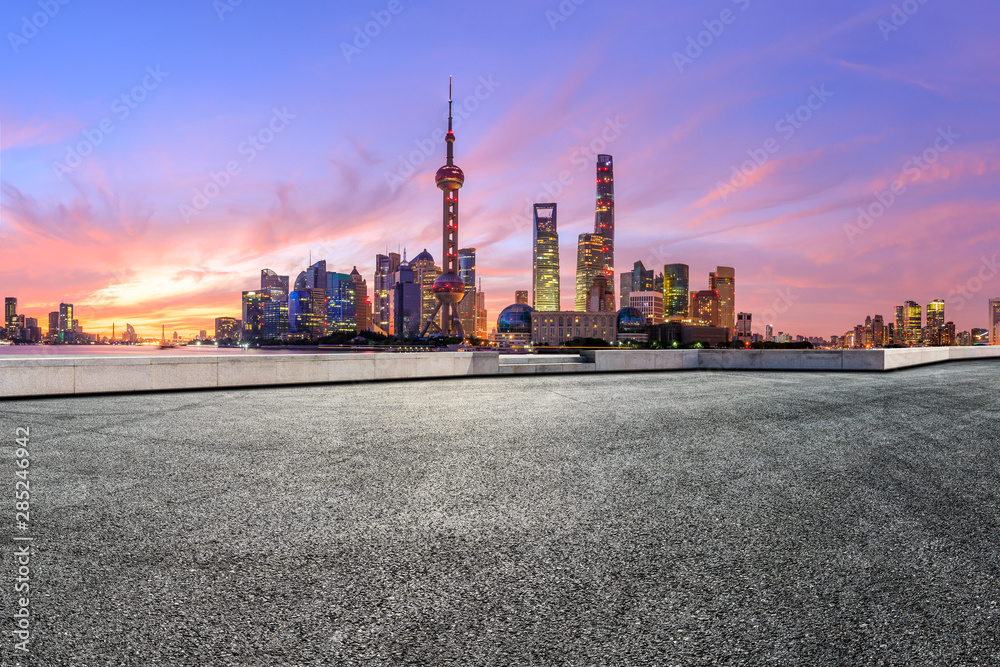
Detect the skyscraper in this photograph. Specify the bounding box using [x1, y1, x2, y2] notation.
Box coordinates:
[260, 269, 289, 340]
[421, 77, 467, 337]
[621, 261, 653, 309]
[241, 291, 268, 342]
[475, 287, 488, 339]
[374, 252, 400, 335]
[737, 312, 752, 342]
[663, 264, 690, 318]
[394, 259, 422, 338]
[515, 290, 528, 305]
[709, 267, 735, 335]
[990, 298, 1000, 345]
[690, 290, 721, 327]
[215, 317, 239, 342]
[350, 267, 370, 332]
[926, 299, 945, 345]
[894, 305, 905, 345]
[532, 203, 559, 311]
[4, 298, 16, 339]
[458, 248, 477, 336]
[594, 154, 615, 303]
[58, 303, 73, 343]
[575, 233, 604, 311]
[326, 272, 357, 334]
[904, 300, 922, 346]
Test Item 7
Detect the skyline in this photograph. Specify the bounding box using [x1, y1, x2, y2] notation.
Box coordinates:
[3, 1, 1000, 338]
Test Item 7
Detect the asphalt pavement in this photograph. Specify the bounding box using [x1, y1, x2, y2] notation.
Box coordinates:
[1, 362, 998, 665]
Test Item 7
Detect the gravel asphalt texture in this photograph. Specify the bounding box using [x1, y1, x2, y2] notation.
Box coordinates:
[1, 361, 999, 666]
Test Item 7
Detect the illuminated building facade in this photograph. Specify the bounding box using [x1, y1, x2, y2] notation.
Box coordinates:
[664, 264, 690, 317]
[261, 269, 289, 340]
[475, 288, 487, 339]
[515, 290, 528, 305]
[926, 299, 945, 345]
[530, 310, 618, 346]
[458, 248, 477, 336]
[4, 298, 16, 339]
[629, 291, 664, 325]
[350, 267, 370, 332]
[375, 252, 400, 335]
[690, 290, 721, 327]
[326, 272, 357, 334]
[241, 291, 268, 341]
[412, 249, 442, 334]
[58, 303, 74, 343]
[393, 260, 421, 339]
[737, 312, 752, 342]
[532, 203, 560, 311]
[575, 233, 605, 311]
[709, 267, 735, 335]
[990, 298, 1000, 345]
[904, 300, 922, 346]
[215, 317, 240, 341]
[594, 154, 615, 303]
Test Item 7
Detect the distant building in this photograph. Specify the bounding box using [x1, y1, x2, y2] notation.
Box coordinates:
[575, 233, 604, 312]
[904, 300, 922, 346]
[620, 261, 654, 310]
[709, 267, 735, 336]
[215, 317, 239, 341]
[411, 249, 441, 334]
[4, 298, 16, 340]
[458, 248, 477, 336]
[261, 269, 290, 340]
[594, 155, 615, 304]
[765, 324, 774, 342]
[926, 299, 945, 345]
[393, 260, 421, 338]
[530, 310, 617, 346]
[629, 291, 664, 325]
[475, 288, 487, 339]
[374, 253, 401, 335]
[514, 290, 528, 305]
[990, 299, 1000, 345]
[663, 264, 690, 318]
[532, 204, 560, 311]
[350, 267, 370, 332]
[690, 290, 721, 327]
[241, 291, 269, 342]
[736, 312, 752, 342]
[326, 272, 356, 334]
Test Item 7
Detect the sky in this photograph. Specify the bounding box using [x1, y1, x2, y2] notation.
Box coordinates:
[2, 0, 999, 339]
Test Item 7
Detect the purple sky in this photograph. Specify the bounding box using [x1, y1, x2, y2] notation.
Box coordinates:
[2, 0, 999, 338]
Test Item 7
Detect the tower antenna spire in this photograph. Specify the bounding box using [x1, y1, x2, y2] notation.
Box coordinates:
[446, 75, 455, 166]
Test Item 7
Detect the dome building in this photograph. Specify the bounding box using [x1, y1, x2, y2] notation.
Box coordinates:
[617, 306, 648, 343]
[493, 303, 534, 348]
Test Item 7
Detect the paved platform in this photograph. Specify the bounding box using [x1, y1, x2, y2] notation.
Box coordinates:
[2, 346, 1000, 398]
[2, 363, 998, 664]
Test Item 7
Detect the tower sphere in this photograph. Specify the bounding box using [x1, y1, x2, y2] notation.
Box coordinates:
[432, 272, 466, 304]
[435, 164, 465, 190]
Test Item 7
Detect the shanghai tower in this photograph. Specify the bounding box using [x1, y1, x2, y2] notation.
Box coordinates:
[594, 154, 615, 303]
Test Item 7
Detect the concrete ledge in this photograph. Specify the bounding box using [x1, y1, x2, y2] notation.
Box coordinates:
[2, 347, 999, 398]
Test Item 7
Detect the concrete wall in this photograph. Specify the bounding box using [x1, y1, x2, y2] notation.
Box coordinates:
[2, 347, 998, 398]
[0, 351, 500, 399]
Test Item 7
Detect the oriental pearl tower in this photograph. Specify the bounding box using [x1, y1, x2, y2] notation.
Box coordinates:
[420, 77, 467, 337]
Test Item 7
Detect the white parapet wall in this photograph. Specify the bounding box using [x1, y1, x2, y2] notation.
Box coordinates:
[1, 347, 998, 398]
